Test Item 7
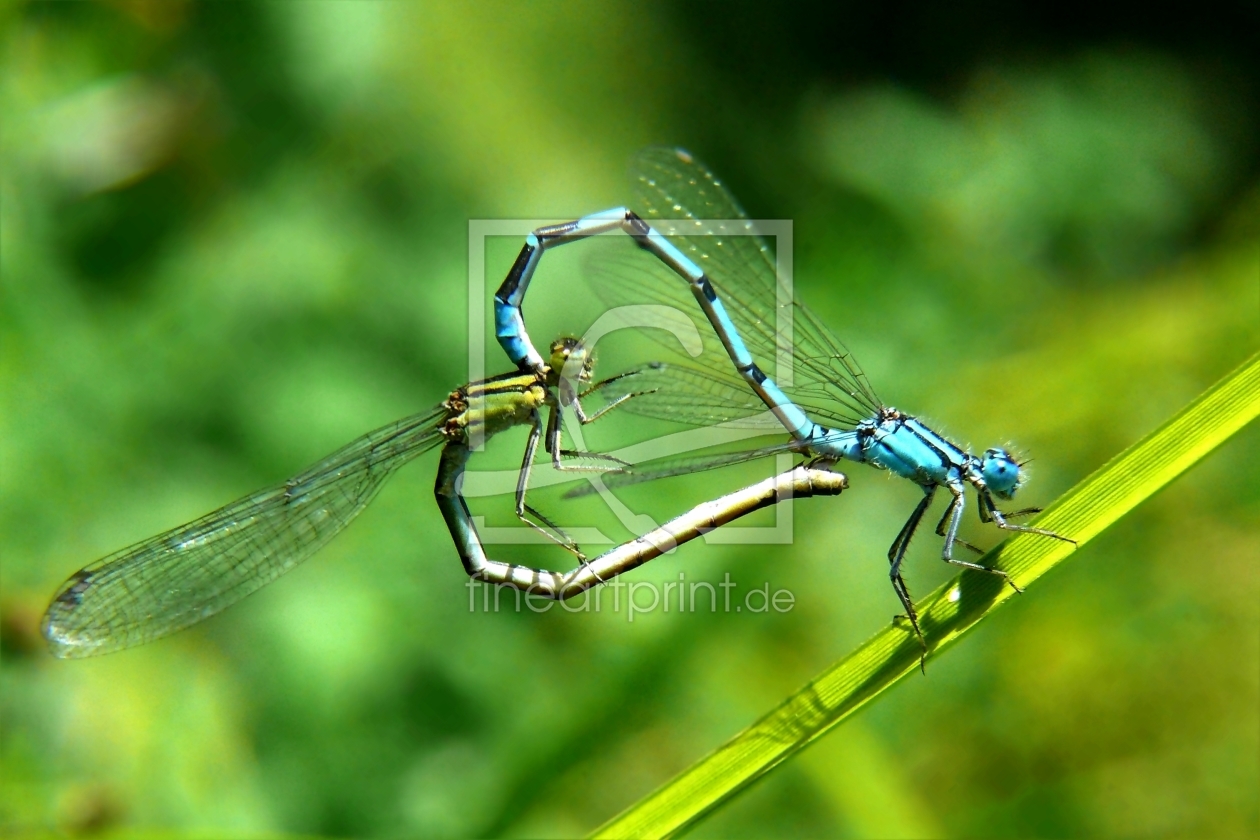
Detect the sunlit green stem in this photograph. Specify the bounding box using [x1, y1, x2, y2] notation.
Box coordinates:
[592, 350, 1260, 840]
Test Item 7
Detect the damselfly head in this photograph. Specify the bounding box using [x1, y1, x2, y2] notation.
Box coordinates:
[547, 337, 594, 384]
[980, 447, 1023, 499]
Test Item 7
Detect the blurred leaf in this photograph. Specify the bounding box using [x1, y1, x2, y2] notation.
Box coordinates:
[813, 53, 1235, 277]
[594, 350, 1260, 839]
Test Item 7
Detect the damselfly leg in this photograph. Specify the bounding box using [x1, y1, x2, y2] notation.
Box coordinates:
[887, 487, 935, 649]
[516, 366, 656, 561]
[979, 491, 1077, 547]
[488, 148, 1078, 670]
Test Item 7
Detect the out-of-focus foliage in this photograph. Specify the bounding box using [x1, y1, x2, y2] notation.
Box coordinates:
[1, 2, 1256, 838]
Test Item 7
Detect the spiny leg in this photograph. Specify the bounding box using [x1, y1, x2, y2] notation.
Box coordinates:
[937, 485, 1022, 592]
[887, 487, 936, 658]
[572, 390, 647, 425]
[578, 366, 652, 399]
[554, 450, 632, 471]
[545, 404, 632, 472]
[978, 502, 1040, 523]
[573, 368, 658, 425]
[523, 503, 596, 571]
[937, 485, 968, 562]
[934, 498, 984, 555]
[981, 491, 1077, 547]
[888, 486, 933, 564]
[563, 366, 660, 457]
[514, 409, 587, 560]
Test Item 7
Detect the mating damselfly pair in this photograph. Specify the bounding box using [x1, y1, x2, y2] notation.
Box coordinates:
[41, 147, 1071, 661]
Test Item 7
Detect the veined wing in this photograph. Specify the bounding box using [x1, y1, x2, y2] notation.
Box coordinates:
[599, 362, 782, 430]
[589, 147, 882, 428]
[590, 250, 874, 428]
[42, 405, 448, 658]
[564, 439, 813, 498]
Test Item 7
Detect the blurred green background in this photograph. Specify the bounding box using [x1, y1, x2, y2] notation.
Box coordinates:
[2, 2, 1257, 837]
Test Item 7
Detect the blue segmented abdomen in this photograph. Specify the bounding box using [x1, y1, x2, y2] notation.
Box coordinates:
[495, 303, 537, 371]
[748, 365, 818, 441]
[490, 205, 845, 450]
[683, 271, 824, 442]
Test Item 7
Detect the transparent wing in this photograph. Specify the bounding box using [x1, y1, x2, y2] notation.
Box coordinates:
[42, 406, 449, 658]
[588, 147, 883, 428]
[564, 439, 811, 498]
[598, 362, 782, 430]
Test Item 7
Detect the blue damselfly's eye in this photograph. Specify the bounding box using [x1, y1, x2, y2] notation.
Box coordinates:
[981, 448, 1021, 499]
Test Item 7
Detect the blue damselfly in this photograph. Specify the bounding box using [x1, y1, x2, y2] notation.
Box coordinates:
[493, 147, 1074, 651]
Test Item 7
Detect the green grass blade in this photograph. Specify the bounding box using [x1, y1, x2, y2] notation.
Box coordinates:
[592, 350, 1260, 840]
